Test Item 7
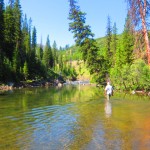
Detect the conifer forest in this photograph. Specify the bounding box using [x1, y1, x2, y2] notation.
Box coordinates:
[0, 0, 150, 91]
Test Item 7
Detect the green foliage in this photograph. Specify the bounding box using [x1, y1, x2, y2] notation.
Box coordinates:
[68, 0, 101, 82]
[0, 0, 56, 82]
[111, 22, 118, 66]
[91, 55, 108, 84]
[110, 59, 150, 90]
[62, 64, 77, 80]
[0, 0, 4, 81]
[36, 42, 43, 61]
[0, 0, 149, 90]
[23, 61, 28, 80]
[68, 0, 94, 46]
[102, 16, 113, 74]
[4, 4, 16, 60]
[130, 59, 150, 90]
[13, 0, 22, 45]
[12, 46, 20, 75]
[31, 26, 37, 52]
[52, 40, 58, 71]
[2, 58, 13, 82]
[105, 16, 112, 61]
[121, 14, 134, 65]
[0, 0, 4, 50]
[42, 35, 53, 69]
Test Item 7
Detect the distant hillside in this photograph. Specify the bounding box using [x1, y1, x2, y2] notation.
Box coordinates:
[71, 60, 91, 81]
[65, 36, 106, 61]
[62, 36, 106, 81]
[65, 34, 122, 60]
[62, 34, 122, 81]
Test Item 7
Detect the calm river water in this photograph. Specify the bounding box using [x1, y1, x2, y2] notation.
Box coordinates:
[0, 85, 150, 150]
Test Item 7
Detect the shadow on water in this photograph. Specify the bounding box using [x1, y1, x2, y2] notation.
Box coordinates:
[0, 85, 150, 149]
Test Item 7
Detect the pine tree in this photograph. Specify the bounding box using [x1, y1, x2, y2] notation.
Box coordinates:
[69, 0, 94, 45]
[68, 0, 106, 83]
[115, 40, 123, 68]
[0, 0, 4, 51]
[52, 40, 58, 70]
[105, 16, 112, 62]
[0, 0, 4, 81]
[36, 38, 43, 61]
[68, 0, 94, 60]
[31, 26, 37, 52]
[28, 26, 37, 77]
[22, 15, 31, 58]
[42, 35, 53, 69]
[122, 14, 134, 65]
[4, 3, 16, 60]
[14, 0, 22, 48]
[12, 44, 21, 80]
[12, 0, 22, 79]
[22, 14, 29, 64]
[111, 22, 118, 66]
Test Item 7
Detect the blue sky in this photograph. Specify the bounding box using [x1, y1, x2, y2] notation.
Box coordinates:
[4, 0, 127, 48]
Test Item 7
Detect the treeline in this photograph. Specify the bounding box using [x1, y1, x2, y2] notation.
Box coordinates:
[68, 0, 150, 90]
[103, 15, 150, 90]
[0, 0, 77, 83]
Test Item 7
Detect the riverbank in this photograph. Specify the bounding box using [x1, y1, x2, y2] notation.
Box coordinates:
[0, 80, 150, 97]
[0, 80, 59, 93]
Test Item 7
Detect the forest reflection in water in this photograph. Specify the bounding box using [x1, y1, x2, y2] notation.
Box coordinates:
[0, 85, 150, 150]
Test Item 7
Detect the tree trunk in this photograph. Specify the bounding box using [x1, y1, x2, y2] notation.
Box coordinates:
[138, 0, 150, 65]
[141, 20, 150, 65]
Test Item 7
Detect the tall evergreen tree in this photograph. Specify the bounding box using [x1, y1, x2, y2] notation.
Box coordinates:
[43, 35, 53, 69]
[12, 0, 22, 79]
[68, 0, 94, 45]
[68, 0, 94, 60]
[0, 0, 4, 51]
[105, 16, 112, 62]
[28, 26, 37, 77]
[31, 26, 37, 52]
[36, 38, 43, 61]
[22, 14, 29, 64]
[25, 17, 33, 77]
[4, 3, 15, 60]
[12, 44, 21, 80]
[52, 40, 58, 70]
[27, 17, 32, 55]
[13, 0, 22, 48]
[0, 0, 5, 81]
[68, 0, 106, 83]
[122, 14, 134, 65]
[111, 22, 118, 66]
[22, 15, 31, 56]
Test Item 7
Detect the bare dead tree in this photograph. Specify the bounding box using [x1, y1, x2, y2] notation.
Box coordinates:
[126, 0, 150, 65]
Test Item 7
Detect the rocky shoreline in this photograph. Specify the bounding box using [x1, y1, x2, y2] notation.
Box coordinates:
[0, 80, 63, 93]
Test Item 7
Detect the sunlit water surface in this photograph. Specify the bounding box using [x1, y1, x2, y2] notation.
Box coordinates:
[0, 85, 150, 150]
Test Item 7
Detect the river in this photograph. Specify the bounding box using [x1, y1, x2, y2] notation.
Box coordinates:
[0, 84, 150, 150]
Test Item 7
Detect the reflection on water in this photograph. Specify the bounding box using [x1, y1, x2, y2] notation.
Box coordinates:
[0, 85, 150, 149]
[104, 99, 112, 118]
